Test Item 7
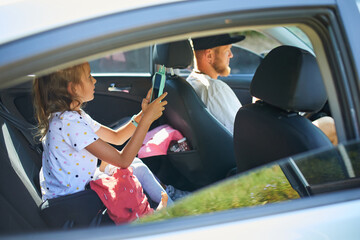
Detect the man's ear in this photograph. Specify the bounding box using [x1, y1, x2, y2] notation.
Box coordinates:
[205, 49, 214, 64]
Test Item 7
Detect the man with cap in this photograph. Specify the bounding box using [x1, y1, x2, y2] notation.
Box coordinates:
[186, 33, 245, 133]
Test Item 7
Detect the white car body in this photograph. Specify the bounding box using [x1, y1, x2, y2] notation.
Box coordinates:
[1, 0, 360, 239]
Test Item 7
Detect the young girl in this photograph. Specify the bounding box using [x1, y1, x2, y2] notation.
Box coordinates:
[33, 62, 172, 217]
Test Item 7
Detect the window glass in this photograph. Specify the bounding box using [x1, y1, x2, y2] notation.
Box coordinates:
[89, 47, 151, 74]
[229, 46, 262, 74]
[285, 27, 313, 49]
[294, 148, 348, 185]
[235, 30, 281, 56]
[290, 141, 360, 195]
[136, 140, 360, 224]
[139, 164, 300, 223]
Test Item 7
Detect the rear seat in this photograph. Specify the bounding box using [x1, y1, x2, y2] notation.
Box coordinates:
[0, 115, 48, 234]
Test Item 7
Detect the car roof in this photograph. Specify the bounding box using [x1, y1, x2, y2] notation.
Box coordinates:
[0, 0, 337, 89]
[0, 0, 183, 45]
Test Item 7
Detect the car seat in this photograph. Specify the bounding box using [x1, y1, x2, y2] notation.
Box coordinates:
[0, 105, 47, 234]
[234, 45, 333, 174]
[0, 103, 108, 233]
[153, 40, 236, 189]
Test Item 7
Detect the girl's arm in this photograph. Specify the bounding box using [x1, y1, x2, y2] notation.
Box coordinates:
[95, 112, 142, 145]
[85, 92, 167, 169]
[96, 89, 151, 145]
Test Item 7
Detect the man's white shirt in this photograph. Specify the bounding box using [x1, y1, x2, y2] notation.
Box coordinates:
[186, 71, 242, 134]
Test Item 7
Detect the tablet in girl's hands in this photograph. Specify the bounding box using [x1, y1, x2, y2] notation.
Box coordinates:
[150, 65, 166, 102]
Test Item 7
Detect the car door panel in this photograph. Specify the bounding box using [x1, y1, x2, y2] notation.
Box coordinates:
[84, 76, 152, 128]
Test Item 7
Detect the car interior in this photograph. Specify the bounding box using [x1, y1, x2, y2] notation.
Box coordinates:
[0, 27, 337, 234]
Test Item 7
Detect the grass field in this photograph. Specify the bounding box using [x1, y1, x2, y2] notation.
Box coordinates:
[138, 164, 300, 223]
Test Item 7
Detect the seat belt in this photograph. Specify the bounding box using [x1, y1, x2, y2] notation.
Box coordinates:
[0, 103, 42, 157]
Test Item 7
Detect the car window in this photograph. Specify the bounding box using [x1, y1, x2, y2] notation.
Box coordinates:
[285, 27, 313, 49]
[139, 163, 300, 223]
[89, 47, 151, 75]
[293, 141, 360, 195]
[137, 140, 360, 223]
[228, 46, 262, 74]
[235, 30, 281, 56]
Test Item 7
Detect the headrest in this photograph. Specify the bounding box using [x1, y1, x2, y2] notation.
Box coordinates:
[250, 46, 327, 112]
[153, 40, 193, 69]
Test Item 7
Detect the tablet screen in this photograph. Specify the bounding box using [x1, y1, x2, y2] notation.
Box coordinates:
[151, 73, 162, 102]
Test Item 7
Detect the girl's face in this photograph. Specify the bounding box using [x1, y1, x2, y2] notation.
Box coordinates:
[73, 63, 96, 104]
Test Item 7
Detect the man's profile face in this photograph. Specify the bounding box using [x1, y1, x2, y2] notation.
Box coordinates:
[212, 44, 233, 77]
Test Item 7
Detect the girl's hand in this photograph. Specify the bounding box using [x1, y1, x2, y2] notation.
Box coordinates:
[156, 191, 168, 210]
[141, 92, 168, 124]
[141, 88, 152, 112]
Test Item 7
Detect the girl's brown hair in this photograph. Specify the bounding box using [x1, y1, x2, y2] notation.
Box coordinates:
[33, 63, 88, 140]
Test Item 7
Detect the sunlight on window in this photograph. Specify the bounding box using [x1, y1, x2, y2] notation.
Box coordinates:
[89, 47, 151, 75]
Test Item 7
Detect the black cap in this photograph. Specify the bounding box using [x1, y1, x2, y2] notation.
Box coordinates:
[192, 34, 245, 50]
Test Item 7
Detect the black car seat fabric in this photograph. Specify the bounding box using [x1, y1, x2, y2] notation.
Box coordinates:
[234, 45, 333, 173]
[153, 40, 236, 188]
[39, 188, 112, 229]
[0, 113, 47, 234]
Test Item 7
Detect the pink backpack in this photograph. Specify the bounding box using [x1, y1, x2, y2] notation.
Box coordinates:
[90, 167, 153, 224]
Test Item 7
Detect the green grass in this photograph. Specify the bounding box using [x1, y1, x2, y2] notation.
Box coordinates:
[137, 165, 299, 223]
